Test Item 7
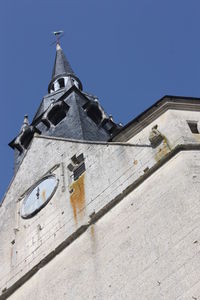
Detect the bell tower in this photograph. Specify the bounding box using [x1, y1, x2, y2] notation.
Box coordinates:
[9, 42, 122, 172]
[1, 37, 200, 300]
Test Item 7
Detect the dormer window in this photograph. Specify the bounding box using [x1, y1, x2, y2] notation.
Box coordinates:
[83, 102, 103, 125]
[48, 105, 66, 126]
[41, 101, 69, 127]
[47, 102, 69, 126]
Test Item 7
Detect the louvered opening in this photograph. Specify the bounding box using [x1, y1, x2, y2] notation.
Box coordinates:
[47, 103, 69, 126]
[86, 105, 102, 125]
[73, 163, 85, 181]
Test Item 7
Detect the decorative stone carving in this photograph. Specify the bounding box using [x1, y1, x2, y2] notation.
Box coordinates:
[149, 125, 164, 148]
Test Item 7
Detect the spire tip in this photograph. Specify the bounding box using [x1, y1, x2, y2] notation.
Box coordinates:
[56, 43, 62, 51]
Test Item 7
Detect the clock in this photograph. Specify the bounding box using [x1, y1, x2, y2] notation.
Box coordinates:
[21, 175, 59, 219]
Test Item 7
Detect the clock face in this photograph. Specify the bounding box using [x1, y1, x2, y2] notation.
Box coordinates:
[21, 175, 58, 219]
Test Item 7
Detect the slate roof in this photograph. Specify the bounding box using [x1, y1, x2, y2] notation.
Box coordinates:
[48, 44, 82, 93]
[9, 43, 122, 172]
[52, 44, 75, 80]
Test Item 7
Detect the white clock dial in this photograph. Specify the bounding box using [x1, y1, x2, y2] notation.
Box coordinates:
[21, 175, 58, 219]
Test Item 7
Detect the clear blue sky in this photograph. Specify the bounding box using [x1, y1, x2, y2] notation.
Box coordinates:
[1, 0, 200, 200]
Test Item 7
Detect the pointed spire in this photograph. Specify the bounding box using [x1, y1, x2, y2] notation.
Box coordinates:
[48, 42, 82, 93]
[52, 43, 75, 80]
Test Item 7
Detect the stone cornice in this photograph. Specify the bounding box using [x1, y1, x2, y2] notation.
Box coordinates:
[113, 95, 200, 142]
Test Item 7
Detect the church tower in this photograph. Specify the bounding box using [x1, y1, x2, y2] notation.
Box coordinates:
[9, 42, 121, 172]
[1, 40, 200, 300]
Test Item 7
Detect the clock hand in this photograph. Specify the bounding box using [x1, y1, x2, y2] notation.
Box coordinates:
[36, 187, 40, 199]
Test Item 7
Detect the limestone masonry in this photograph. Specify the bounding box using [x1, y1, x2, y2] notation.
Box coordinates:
[1, 42, 200, 299]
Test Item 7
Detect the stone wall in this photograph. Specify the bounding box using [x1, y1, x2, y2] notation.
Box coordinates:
[1, 107, 200, 299]
[7, 151, 200, 300]
[0, 136, 152, 298]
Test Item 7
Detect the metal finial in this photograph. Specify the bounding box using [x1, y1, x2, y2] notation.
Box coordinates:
[51, 31, 64, 46]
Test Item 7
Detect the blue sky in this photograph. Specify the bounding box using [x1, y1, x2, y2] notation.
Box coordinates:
[1, 0, 200, 200]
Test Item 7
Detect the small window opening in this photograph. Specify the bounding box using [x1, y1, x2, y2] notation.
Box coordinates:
[102, 119, 113, 132]
[102, 119, 117, 134]
[187, 121, 199, 134]
[71, 153, 84, 165]
[20, 129, 34, 149]
[86, 105, 102, 125]
[58, 78, 65, 89]
[47, 103, 69, 126]
[67, 153, 85, 181]
[73, 163, 86, 181]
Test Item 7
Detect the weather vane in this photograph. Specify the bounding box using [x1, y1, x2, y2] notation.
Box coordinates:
[51, 30, 64, 45]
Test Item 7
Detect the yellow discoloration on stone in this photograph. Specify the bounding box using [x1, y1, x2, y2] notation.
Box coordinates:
[69, 174, 85, 224]
[155, 137, 171, 162]
[90, 224, 98, 254]
[193, 133, 200, 142]
[90, 225, 95, 239]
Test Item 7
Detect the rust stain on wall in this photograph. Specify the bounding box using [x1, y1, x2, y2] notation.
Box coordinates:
[41, 190, 46, 202]
[70, 174, 85, 224]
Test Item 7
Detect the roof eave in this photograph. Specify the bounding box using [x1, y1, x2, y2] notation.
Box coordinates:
[112, 95, 200, 142]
